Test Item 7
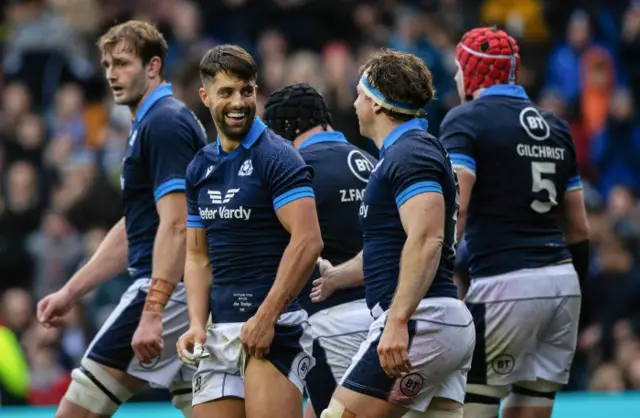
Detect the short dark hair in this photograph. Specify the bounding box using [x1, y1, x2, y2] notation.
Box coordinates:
[97, 20, 168, 75]
[199, 45, 258, 84]
[263, 83, 333, 141]
[359, 49, 435, 121]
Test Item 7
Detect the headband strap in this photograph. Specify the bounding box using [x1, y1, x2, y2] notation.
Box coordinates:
[358, 73, 425, 117]
[458, 43, 518, 84]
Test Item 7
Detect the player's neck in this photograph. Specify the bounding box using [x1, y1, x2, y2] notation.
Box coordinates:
[129, 78, 164, 120]
[218, 134, 242, 153]
[292, 125, 334, 149]
[371, 118, 401, 150]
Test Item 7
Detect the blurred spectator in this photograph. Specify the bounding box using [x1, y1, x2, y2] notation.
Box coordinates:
[21, 324, 70, 406]
[27, 211, 84, 301]
[590, 90, 640, 198]
[0, 316, 29, 406]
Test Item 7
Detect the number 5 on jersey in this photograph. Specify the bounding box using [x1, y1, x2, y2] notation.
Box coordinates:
[530, 161, 557, 214]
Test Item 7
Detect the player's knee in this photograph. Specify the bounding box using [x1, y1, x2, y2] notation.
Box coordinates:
[320, 398, 355, 418]
[501, 383, 556, 409]
[64, 358, 135, 415]
[463, 384, 505, 418]
[170, 381, 194, 418]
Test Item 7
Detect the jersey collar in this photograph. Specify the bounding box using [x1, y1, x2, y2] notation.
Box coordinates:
[135, 83, 174, 123]
[381, 118, 429, 156]
[479, 84, 529, 100]
[216, 116, 267, 154]
[299, 131, 349, 150]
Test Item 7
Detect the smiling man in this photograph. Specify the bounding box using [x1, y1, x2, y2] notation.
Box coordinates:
[36, 20, 207, 418]
[176, 45, 323, 418]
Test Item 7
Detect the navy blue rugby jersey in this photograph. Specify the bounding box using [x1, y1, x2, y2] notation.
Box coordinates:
[121, 83, 207, 280]
[360, 118, 459, 312]
[185, 117, 315, 323]
[440, 84, 583, 279]
[297, 131, 378, 315]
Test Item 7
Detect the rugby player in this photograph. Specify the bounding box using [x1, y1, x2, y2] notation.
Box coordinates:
[439, 27, 589, 418]
[319, 49, 475, 418]
[36, 21, 207, 418]
[175, 45, 323, 418]
[262, 83, 378, 417]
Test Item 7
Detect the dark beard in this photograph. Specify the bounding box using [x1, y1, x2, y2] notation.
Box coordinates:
[213, 107, 256, 140]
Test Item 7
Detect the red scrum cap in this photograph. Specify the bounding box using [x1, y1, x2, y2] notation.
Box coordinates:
[455, 26, 520, 97]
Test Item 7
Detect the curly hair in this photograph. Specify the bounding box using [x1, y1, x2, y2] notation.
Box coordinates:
[359, 49, 435, 121]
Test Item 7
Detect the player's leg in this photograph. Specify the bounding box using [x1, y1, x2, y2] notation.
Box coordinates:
[500, 381, 558, 418]
[125, 281, 196, 417]
[244, 356, 304, 418]
[463, 273, 554, 418]
[56, 281, 151, 418]
[191, 323, 246, 418]
[245, 313, 315, 418]
[304, 399, 318, 418]
[325, 299, 474, 418]
[502, 291, 581, 418]
[306, 300, 372, 416]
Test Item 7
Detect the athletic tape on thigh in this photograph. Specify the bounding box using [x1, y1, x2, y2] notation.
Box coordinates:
[320, 398, 356, 418]
[64, 358, 135, 415]
[502, 391, 554, 408]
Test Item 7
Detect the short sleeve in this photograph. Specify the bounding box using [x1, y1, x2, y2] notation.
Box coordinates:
[186, 169, 204, 228]
[439, 106, 477, 176]
[561, 120, 583, 192]
[143, 115, 202, 202]
[387, 142, 445, 209]
[264, 143, 315, 211]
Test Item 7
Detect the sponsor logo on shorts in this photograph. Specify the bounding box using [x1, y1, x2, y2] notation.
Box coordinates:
[297, 355, 312, 380]
[194, 374, 203, 393]
[491, 353, 515, 375]
[399, 373, 424, 397]
[139, 356, 160, 369]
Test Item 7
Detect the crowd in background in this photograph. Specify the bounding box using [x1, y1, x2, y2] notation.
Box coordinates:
[1, 0, 640, 406]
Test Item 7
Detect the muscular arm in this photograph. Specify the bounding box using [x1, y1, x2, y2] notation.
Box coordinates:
[184, 227, 212, 330]
[66, 217, 128, 299]
[255, 197, 323, 324]
[562, 189, 590, 286]
[454, 170, 475, 241]
[387, 192, 445, 323]
[144, 192, 188, 312]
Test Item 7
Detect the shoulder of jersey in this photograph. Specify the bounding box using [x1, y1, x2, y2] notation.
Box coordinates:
[441, 101, 480, 126]
[187, 142, 217, 179]
[538, 107, 571, 132]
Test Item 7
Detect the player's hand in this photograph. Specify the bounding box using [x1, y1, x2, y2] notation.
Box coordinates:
[132, 311, 164, 364]
[241, 314, 275, 359]
[177, 326, 208, 365]
[377, 316, 412, 378]
[310, 258, 337, 303]
[37, 288, 75, 328]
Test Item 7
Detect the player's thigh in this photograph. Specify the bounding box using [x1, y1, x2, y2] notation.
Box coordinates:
[534, 295, 581, 385]
[307, 301, 371, 415]
[126, 281, 193, 386]
[501, 380, 559, 418]
[244, 356, 303, 418]
[85, 280, 192, 389]
[192, 335, 245, 406]
[193, 397, 245, 418]
[59, 358, 142, 418]
[339, 298, 475, 414]
[465, 297, 554, 387]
